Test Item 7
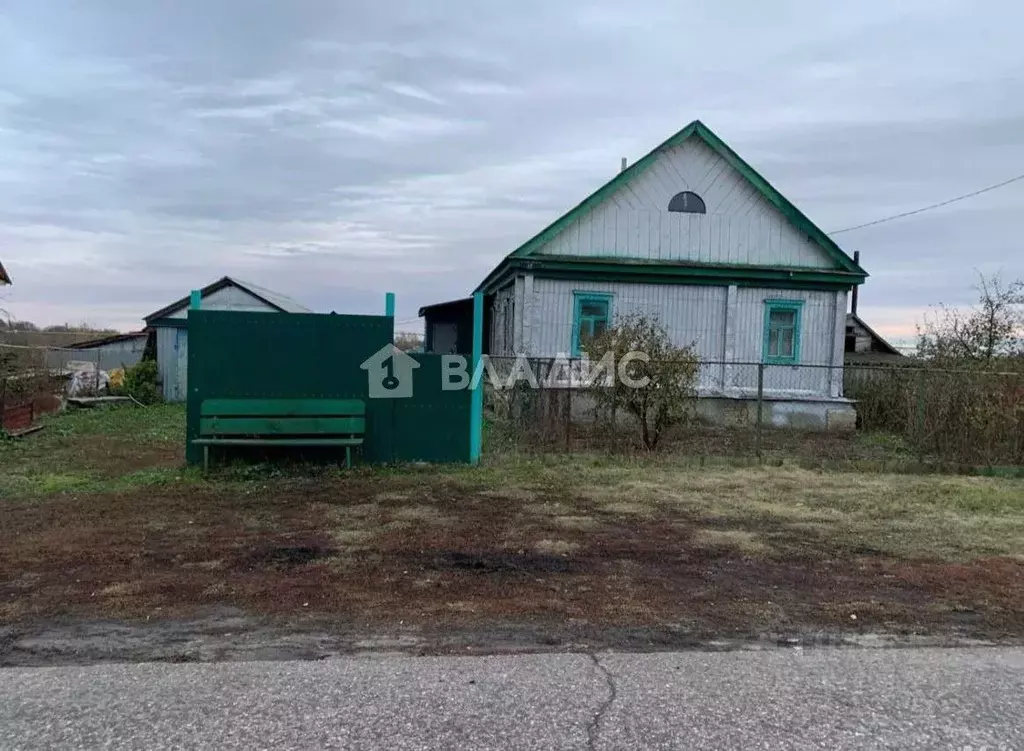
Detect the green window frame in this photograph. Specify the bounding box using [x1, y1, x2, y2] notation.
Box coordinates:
[762, 299, 803, 365]
[571, 292, 613, 356]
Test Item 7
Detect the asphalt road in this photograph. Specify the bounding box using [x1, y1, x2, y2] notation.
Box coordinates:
[2, 648, 1022, 750]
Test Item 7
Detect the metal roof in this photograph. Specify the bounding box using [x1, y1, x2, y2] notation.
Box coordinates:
[144, 276, 312, 321]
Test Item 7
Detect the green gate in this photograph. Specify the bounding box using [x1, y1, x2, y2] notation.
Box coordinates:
[184, 308, 473, 465]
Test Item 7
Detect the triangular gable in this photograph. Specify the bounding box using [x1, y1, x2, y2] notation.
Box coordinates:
[0, 261, 10, 285]
[477, 120, 866, 292]
[144, 276, 311, 321]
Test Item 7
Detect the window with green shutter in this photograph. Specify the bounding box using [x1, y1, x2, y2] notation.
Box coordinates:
[762, 299, 803, 365]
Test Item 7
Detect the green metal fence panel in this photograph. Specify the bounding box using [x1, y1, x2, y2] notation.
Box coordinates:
[185, 310, 471, 465]
[390, 354, 471, 463]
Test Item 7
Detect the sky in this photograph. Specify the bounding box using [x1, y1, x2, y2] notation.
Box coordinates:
[1, 1, 1023, 343]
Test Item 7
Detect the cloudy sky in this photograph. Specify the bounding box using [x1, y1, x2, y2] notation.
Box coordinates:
[1, 1, 1022, 341]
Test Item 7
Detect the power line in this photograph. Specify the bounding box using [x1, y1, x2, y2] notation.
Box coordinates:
[828, 172, 1024, 235]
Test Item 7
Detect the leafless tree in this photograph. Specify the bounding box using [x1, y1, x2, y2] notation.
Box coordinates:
[917, 272, 1023, 362]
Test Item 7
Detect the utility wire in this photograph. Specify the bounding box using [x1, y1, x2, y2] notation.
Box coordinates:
[828, 172, 1024, 235]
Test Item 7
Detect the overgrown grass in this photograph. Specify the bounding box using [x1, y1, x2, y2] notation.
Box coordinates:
[40, 402, 185, 441]
[0, 404, 190, 498]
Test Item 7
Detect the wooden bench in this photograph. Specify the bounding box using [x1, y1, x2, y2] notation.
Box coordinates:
[192, 398, 366, 470]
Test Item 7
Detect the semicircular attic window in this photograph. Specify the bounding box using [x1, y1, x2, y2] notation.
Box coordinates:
[668, 191, 707, 214]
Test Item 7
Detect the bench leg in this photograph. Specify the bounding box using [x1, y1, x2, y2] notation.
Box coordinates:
[345, 446, 352, 470]
[203, 445, 209, 471]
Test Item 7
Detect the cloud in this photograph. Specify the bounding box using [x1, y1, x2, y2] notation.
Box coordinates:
[0, 0, 1022, 333]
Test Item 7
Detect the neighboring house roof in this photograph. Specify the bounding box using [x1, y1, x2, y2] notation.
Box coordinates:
[66, 331, 149, 349]
[846, 313, 902, 356]
[0, 261, 11, 285]
[144, 276, 312, 322]
[418, 298, 473, 317]
[476, 119, 868, 293]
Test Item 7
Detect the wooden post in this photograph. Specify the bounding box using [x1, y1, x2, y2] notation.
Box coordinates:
[755, 363, 764, 461]
[915, 368, 926, 461]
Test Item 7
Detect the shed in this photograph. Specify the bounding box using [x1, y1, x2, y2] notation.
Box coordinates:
[52, 331, 151, 373]
[144, 277, 312, 402]
[844, 313, 903, 363]
[418, 298, 478, 355]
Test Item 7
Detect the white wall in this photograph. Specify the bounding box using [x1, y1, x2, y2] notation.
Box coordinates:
[527, 279, 726, 390]
[536, 138, 833, 269]
[518, 278, 847, 397]
[168, 285, 278, 318]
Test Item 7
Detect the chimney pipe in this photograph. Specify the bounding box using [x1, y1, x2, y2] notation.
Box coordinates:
[620, 157, 627, 173]
[851, 250, 860, 316]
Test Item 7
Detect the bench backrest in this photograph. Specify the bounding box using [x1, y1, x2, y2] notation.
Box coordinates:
[199, 398, 365, 436]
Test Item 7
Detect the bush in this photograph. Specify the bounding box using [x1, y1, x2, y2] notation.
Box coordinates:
[112, 359, 162, 404]
[582, 312, 700, 450]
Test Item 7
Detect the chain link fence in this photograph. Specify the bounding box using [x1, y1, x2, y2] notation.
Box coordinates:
[482, 357, 1024, 468]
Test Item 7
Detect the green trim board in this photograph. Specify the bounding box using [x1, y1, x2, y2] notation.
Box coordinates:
[475, 120, 867, 294]
[469, 291, 484, 464]
[199, 417, 366, 435]
[201, 398, 365, 416]
[480, 256, 863, 295]
[571, 291, 613, 356]
[762, 299, 804, 365]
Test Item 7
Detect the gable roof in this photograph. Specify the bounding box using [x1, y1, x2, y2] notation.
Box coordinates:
[144, 276, 312, 322]
[846, 313, 903, 356]
[476, 120, 868, 293]
[0, 261, 10, 285]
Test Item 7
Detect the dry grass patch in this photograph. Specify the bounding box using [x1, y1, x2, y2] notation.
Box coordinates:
[389, 506, 450, 525]
[599, 500, 657, 518]
[524, 501, 578, 517]
[691, 529, 771, 557]
[533, 539, 580, 556]
[551, 515, 598, 530]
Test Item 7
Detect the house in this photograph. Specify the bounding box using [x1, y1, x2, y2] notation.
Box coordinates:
[144, 276, 312, 402]
[420, 120, 869, 429]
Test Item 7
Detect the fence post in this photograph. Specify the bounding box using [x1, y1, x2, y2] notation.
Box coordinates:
[755, 362, 764, 461]
[915, 368, 927, 462]
[565, 386, 572, 454]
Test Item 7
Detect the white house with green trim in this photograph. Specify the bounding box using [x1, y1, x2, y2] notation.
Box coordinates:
[421, 120, 868, 429]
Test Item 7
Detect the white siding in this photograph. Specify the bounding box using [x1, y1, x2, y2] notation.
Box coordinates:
[527, 279, 727, 390]
[536, 138, 832, 269]
[730, 288, 843, 395]
[168, 285, 279, 318]
[516, 278, 847, 398]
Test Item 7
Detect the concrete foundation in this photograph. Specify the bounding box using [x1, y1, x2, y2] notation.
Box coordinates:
[566, 391, 857, 432]
[693, 396, 857, 432]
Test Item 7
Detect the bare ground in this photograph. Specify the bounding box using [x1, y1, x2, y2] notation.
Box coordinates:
[2, 447, 1023, 664]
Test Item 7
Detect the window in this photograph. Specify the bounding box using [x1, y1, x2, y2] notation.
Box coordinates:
[668, 191, 706, 214]
[762, 299, 803, 365]
[571, 292, 612, 356]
